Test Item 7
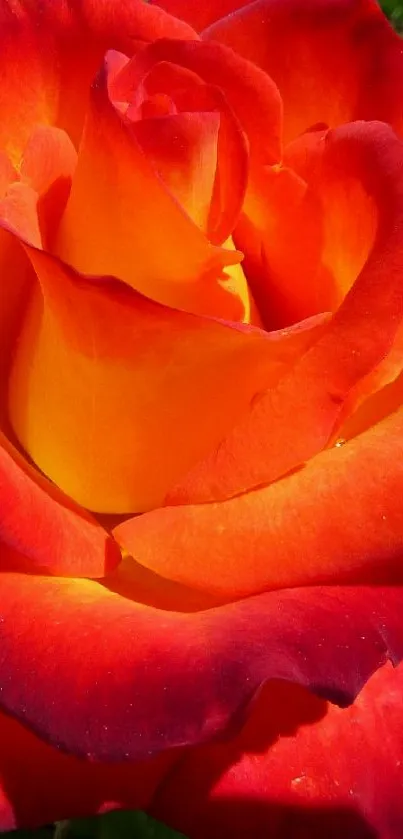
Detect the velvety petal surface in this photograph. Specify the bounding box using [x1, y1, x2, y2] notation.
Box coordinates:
[153, 662, 403, 839]
[204, 0, 403, 143]
[167, 122, 403, 504]
[0, 578, 402, 764]
[116, 406, 403, 598]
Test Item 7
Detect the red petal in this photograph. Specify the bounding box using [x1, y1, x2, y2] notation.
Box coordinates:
[204, 0, 403, 143]
[154, 662, 403, 839]
[167, 121, 403, 504]
[150, 0, 247, 33]
[0, 0, 197, 164]
[0, 577, 402, 763]
[123, 38, 282, 165]
[0, 710, 176, 831]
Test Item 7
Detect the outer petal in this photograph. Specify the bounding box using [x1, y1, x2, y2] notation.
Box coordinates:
[0, 434, 121, 577]
[0, 0, 197, 164]
[167, 122, 403, 505]
[115, 407, 403, 598]
[153, 662, 403, 839]
[0, 710, 176, 831]
[0, 577, 402, 761]
[204, 0, 403, 143]
[8, 247, 326, 513]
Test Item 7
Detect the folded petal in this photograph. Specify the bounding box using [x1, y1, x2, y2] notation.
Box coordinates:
[56, 60, 250, 321]
[0, 231, 34, 424]
[7, 246, 325, 513]
[204, 0, 403, 143]
[124, 38, 282, 165]
[0, 433, 121, 577]
[154, 662, 403, 839]
[20, 125, 77, 247]
[168, 121, 403, 504]
[117, 406, 403, 598]
[0, 576, 402, 764]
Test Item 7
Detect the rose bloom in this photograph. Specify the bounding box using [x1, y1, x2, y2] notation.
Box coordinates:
[0, 0, 403, 836]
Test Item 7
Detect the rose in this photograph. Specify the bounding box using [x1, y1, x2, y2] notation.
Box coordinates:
[0, 0, 403, 837]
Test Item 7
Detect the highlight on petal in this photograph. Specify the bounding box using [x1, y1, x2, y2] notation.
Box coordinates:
[204, 0, 403, 143]
[0, 577, 402, 762]
[7, 246, 326, 513]
[0, 433, 121, 578]
[116, 406, 403, 598]
[153, 662, 403, 839]
[56, 60, 249, 322]
[167, 121, 403, 504]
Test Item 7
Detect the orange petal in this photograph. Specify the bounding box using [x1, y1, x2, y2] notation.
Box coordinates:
[110, 45, 251, 247]
[20, 125, 77, 247]
[7, 247, 327, 513]
[132, 111, 220, 233]
[235, 160, 333, 329]
[167, 121, 403, 504]
[56, 61, 248, 321]
[116, 406, 403, 599]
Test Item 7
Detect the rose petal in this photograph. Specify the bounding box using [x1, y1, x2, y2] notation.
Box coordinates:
[150, 0, 247, 33]
[204, 0, 403, 143]
[0, 577, 402, 761]
[167, 121, 403, 504]
[0, 0, 197, 162]
[20, 125, 77, 247]
[236, 122, 378, 330]
[117, 406, 403, 598]
[132, 111, 221, 233]
[0, 710, 176, 831]
[0, 434, 121, 578]
[153, 662, 403, 839]
[125, 38, 282, 165]
[56, 60, 249, 322]
[8, 246, 326, 513]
